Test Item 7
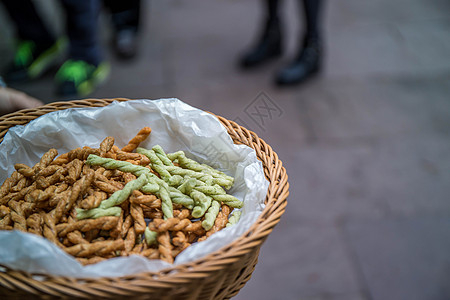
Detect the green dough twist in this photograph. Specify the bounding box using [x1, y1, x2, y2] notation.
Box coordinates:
[99, 174, 148, 209]
[76, 174, 147, 220]
[76, 207, 122, 220]
[209, 194, 243, 208]
[165, 166, 216, 186]
[144, 227, 158, 245]
[158, 182, 173, 219]
[168, 187, 194, 209]
[86, 147, 240, 221]
[136, 147, 171, 180]
[226, 210, 242, 227]
[141, 182, 160, 194]
[86, 154, 173, 219]
[177, 177, 197, 195]
[167, 175, 183, 186]
[152, 145, 174, 166]
[190, 190, 212, 218]
[202, 200, 221, 231]
[86, 155, 149, 176]
[166, 151, 184, 161]
[168, 151, 234, 189]
[194, 184, 226, 196]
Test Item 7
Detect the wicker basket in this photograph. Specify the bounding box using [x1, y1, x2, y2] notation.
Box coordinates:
[0, 98, 289, 299]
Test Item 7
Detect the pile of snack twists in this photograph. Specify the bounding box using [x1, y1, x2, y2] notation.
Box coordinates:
[0, 127, 243, 265]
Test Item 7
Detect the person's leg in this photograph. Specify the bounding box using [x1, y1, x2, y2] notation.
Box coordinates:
[56, 0, 109, 97]
[60, 0, 102, 66]
[1, 0, 55, 47]
[239, 0, 283, 69]
[275, 0, 323, 86]
[103, 0, 141, 59]
[105, 0, 140, 32]
[303, 0, 322, 40]
[1, 0, 64, 81]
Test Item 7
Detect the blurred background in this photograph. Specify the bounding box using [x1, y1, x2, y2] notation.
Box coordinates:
[1, 0, 450, 299]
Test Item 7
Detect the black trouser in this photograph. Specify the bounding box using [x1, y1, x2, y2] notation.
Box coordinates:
[103, 0, 141, 33]
[1, 0, 102, 65]
[266, 0, 323, 39]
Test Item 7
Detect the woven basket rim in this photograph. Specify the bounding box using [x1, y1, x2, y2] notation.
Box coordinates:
[0, 98, 288, 290]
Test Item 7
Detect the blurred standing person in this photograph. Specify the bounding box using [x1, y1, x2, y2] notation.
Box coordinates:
[1, 0, 109, 97]
[239, 0, 324, 86]
[103, 0, 141, 59]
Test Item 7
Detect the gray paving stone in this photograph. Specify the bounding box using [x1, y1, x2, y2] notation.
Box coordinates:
[363, 133, 450, 216]
[327, 0, 450, 27]
[287, 143, 387, 226]
[233, 222, 361, 300]
[344, 216, 450, 300]
[395, 20, 450, 72]
[296, 75, 450, 141]
[286, 131, 450, 226]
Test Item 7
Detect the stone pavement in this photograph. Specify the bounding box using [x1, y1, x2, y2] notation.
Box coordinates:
[1, 0, 450, 299]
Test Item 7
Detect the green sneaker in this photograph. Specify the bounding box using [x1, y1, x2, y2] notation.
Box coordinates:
[5, 38, 66, 82]
[55, 60, 110, 97]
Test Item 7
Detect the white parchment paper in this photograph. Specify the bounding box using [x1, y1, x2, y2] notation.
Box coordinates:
[0, 99, 268, 278]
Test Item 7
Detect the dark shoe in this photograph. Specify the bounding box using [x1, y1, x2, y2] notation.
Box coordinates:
[239, 18, 283, 69]
[275, 37, 321, 86]
[113, 28, 138, 59]
[4, 39, 66, 83]
[55, 60, 110, 97]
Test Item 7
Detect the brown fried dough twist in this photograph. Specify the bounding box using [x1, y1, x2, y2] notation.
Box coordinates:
[25, 186, 57, 208]
[38, 165, 64, 178]
[141, 248, 159, 259]
[143, 209, 163, 219]
[14, 164, 34, 178]
[130, 194, 159, 206]
[66, 159, 83, 184]
[129, 191, 146, 234]
[121, 214, 133, 239]
[124, 227, 136, 253]
[37, 149, 59, 171]
[0, 205, 10, 218]
[148, 218, 205, 235]
[0, 214, 12, 229]
[11, 177, 28, 192]
[93, 180, 123, 194]
[172, 231, 190, 252]
[198, 204, 231, 242]
[9, 200, 27, 232]
[0, 171, 22, 201]
[122, 127, 152, 152]
[80, 190, 107, 210]
[26, 213, 43, 236]
[35, 170, 64, 190]
[57, 216, 119, 237]
[41, 212, 63, 247]
[67, 147, 100, 161]
[100, 136, 115, 155]
[65, 239, 124, 257]
[77, 256, 107, 266]
[66, 231, 88, 245]
[110, 210, 124, 239]
[157, 231, 173, 263]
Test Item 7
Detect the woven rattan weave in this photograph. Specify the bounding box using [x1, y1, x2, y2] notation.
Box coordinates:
[0, 98, 288, 299]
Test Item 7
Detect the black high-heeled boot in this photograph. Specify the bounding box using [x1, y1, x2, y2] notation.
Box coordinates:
[239, 18, 283, 69]
[275, 36, 321, 86]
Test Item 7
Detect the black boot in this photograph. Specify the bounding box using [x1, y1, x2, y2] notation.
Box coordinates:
[275, 37, 321, 86]
[239, 18, 283, 69]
